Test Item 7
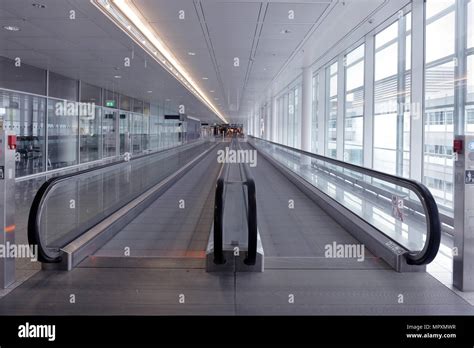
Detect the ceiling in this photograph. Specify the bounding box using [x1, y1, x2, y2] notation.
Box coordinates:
[0, 0, 395, 124]
[132, 0, 333, 121]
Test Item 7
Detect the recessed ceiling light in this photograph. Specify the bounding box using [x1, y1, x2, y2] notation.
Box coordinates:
[210, 90, 215, 93]
[147, 90, 153, 93]
[114, 75, 122, 79]
[32, 3, 46, 9]
[202, 77, 208, 80]
[3, 25, 20, 32]
[280, 29, 291, 34]
[188, 52, 196, 56]
[214, 98, 219, 100]
[165, 99, 171, 101]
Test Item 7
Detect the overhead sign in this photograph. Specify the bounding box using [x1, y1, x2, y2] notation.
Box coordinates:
[105, 100, 116, 108]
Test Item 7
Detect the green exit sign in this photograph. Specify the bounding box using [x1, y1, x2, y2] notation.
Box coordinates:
[105, 100, 116, 107]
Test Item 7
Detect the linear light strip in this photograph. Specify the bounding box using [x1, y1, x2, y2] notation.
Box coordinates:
[91, 0, 228, 123]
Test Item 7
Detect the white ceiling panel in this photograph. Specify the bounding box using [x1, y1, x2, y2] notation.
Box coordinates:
[0, 0, 87, 20]
[265, 2, 330, 24]
[29, 18, 111, 41]
[201, 1, 261, 22]
[260, 22, 313, 40]
[132, 0, 200, 23]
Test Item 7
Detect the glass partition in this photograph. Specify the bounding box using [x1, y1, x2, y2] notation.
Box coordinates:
[47, 98, 79, 169]
[0, 89, 46, 176]
[37, 140, 211, 257]
[250, 137, 433, 253]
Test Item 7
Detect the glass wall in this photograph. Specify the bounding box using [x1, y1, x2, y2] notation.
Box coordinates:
[294, 87, 301, 148]
[326, 62, 338, 158]
[80, 82, 102, 163]
[119, 111, 130, 155]
[275, 83, 302, 148]
[132, 113, 143, 154]
[311, 73, 319, 153]
[0, 55, 193, 178]
[424, 0, 456, 209]
[288, 90, 295, 147]
[0, 90, 46, 176]
[373, 13, 411, 177]
[344, 44, 365, 165]
[47, 98, 79, 169]
[467, 0, 474, 135]
[102, 108, 117, 158]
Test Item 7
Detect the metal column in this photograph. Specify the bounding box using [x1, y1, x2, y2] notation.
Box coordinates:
[453, 135, 474, 291]
[0, 123, 16, 289]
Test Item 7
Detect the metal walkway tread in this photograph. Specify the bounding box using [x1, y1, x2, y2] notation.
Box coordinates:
[79, 256, 206, 269]
[0, 267, 472, 315]
[92, 144, 223, 258]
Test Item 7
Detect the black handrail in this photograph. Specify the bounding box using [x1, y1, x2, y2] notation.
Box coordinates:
[235, 139, 258, 266]
[213, 176, 226, 265]
[28, 140, 208, 263]
[248, 135, 441, 265]
[243, 176, 257, 265]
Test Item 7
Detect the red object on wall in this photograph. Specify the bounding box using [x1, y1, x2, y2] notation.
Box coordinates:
[453, 139, 463, 154]
[7, 135, 16, 150]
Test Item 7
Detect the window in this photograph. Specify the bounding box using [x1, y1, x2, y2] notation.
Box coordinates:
[326, 62, 338, 158]
[424, 0, 456, 209]
[373, 13, 411, 177]
[469, 0, 474, 49]
[311, 74, 319, 153]
[466, 54, 474, 134]
[294, 87, 301, 148]
[344, 44, 365, 165]
[288, 90, 295, 147]
[466, 1, 474, 135]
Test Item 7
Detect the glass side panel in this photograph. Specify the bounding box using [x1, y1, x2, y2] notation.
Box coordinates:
[251, 138, 429, 252]
[39, 141, 211, 250]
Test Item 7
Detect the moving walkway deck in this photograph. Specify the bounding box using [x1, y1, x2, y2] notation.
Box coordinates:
[0, 138, 472, 315]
